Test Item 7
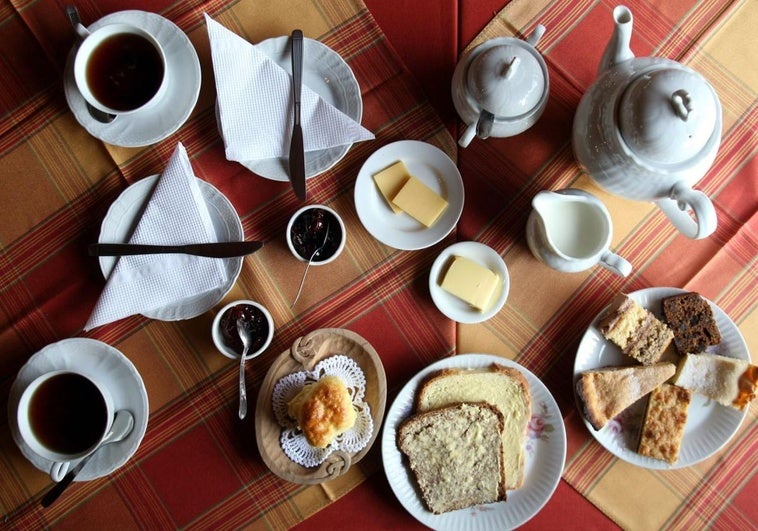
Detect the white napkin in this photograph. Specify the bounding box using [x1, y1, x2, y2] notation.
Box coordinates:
[205, 14, 374, 162]
[85, 143, 228, 330]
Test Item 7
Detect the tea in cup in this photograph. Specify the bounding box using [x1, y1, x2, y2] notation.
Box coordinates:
[72, 22, 168, 116]
[17, 370, 114, 481]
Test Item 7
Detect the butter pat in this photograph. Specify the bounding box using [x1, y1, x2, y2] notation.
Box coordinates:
[440, 255, 500, 312]
[391, 174, 448, 227]
[372, 161, 410, 214]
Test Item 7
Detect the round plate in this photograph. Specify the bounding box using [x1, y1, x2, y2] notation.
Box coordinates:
[98, 175, 243, 321]
[7, 338, 148, 481]
[429, 241, 510, 323]
[354, 140, 464, 250]
[234, 36, 362, 181]
[64, 10, 201, 147]
[573, 287, 750, 469]
[255, 328, 386, 484]
[382, 353, 566, 530]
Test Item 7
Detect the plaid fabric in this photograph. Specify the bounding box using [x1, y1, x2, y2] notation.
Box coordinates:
[1, 0, 755, 530]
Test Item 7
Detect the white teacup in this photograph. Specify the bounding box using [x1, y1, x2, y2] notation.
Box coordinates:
[72, 21, 168, 116]
[17, 370, 114, 481]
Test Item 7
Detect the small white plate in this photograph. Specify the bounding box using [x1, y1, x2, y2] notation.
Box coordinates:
[98, 175, 244, 321]
[232, 36, 363, 181]
[7, 338, 148, 481]
[574, 287, 750, 469]
[354, 140, 464, 250]
[64, 10, 201, 147]
[429, 241, 509, 323]
[382, 353, 566, 530]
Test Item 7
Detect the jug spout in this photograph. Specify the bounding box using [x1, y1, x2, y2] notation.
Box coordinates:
[532, 190, 566, 217]
[597, 5, 635, 75]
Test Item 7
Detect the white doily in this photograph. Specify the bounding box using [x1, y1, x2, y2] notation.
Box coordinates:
[272, 355, 373, 468]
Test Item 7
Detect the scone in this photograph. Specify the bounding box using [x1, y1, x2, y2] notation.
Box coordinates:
[287, 375, 357, 448]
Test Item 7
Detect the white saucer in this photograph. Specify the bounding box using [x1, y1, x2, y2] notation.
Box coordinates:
[64, 10, 201, 147]
[574, 287, 750, 469]
[98, 175, 244, 321]
[354, 140, 464, 250]
[382, 354, 566, 530]
[7, 338, 148, 481]
[429, 241, 509, 323]
[230, 36, 363, 181]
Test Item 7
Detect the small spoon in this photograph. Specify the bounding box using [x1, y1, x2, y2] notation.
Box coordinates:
[476, 110, 495, 139]
[290, 222, 330, 307]
[236, 318, 251, 419]
[41, 409, 135, 507]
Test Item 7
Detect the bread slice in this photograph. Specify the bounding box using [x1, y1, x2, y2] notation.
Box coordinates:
[397, 402, 506, 514]
[662, 292, 721, 355]
[673, 353, 758, 410]
[598, 294, 674, 365]
[576, 362, 676, 430]
[414, 363, 530, 490]
[637, 383, 691, 464]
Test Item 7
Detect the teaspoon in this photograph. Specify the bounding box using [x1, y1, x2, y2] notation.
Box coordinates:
[236, 318, 251, 419]
[41, 409, 135, 507]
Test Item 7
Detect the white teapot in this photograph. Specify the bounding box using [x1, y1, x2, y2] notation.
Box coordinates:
[572, 5, 721, 239]
[452, 25, 549, 147]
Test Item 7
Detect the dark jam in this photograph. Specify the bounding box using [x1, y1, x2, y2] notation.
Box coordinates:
[290, 207, 342, 262]
[219, 304, 269, 355]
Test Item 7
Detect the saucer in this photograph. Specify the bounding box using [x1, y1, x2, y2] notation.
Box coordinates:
[429, 241, 509, 323]
[64, 10, 201, 147]
[354, 140, 464, 250]
[7, 338, 148, 481]
[228, 36, 362, 181]
[98, 175, 244, 321]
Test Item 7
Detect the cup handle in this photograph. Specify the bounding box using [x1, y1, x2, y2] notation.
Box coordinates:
[50, 461, 70, 482]
[655, 182, 717, 240]
[458, 122, 477, 148]
[65, 5, 90, 41]
[598, 251, 632, 277]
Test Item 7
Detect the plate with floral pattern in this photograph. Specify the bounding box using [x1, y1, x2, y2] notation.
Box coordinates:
[573, 287, 750, 469]
[381, 353, 566, 530]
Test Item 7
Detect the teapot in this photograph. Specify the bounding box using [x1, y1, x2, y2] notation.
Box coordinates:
[452, 25, 549, 147]
[526, 189, 632, 276]
[572, 5, 721, 239]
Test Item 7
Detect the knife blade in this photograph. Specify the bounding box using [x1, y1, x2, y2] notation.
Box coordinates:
[89, 241, 264, 258]
[288, 29, 306, 201]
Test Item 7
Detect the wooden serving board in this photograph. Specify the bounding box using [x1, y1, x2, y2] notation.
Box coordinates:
[255, 328, 387, 484]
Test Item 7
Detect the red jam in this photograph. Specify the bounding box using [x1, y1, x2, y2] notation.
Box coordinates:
[290, 207, 342, 262]
[219, 304, 269, 355]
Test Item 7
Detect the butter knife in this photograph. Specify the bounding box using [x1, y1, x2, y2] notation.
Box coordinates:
[288, 29, 306, 201]
[89, 241, 264, 258]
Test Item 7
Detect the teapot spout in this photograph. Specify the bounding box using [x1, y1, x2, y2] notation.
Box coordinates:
[597, 5, 635, 74]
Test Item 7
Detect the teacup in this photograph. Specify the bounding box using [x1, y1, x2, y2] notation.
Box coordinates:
[72, 21, 168, 116]
[526, 189, 632, 277]
[17, 370, 114, 481]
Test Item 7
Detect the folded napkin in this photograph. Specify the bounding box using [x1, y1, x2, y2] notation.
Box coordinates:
[205, 14, 374, 162]
[85, 143, 228, 330]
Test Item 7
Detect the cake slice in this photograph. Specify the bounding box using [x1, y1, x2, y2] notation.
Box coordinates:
[672, 353, 758, 410]
[414, 363, 530, 490]
[662, 292, 721, 355]
[598, 295, 674, 365]
[397, 402, 506, 514]
[576, 362, 676, 430]
[637, 383, 691, 464]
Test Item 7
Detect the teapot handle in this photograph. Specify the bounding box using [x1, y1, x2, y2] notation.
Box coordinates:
[655, 182, 717, 239]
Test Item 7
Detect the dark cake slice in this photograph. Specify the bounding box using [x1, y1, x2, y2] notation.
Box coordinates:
[662, 292, 721, 355]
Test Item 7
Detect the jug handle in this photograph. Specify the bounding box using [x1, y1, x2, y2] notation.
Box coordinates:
[655, 182, 717, 239]
[598, 251, 632, 277]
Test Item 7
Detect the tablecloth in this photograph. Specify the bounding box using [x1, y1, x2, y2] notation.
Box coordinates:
[0, 0, 755, 529]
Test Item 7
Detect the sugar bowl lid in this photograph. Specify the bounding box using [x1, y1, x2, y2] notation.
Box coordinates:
[466, 42, 547, 118]
[619, 68, 721, 166]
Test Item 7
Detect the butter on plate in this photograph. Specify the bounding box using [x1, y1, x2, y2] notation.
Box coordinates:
[372, 160, 449, 226]
[440, 255, 501, 312]
[372, 161, 410, 214]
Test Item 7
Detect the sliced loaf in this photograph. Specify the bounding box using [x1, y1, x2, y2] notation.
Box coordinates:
[414, 363, 531, 490]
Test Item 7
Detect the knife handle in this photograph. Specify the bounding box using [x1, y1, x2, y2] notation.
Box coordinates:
[291, 29, 303, 124]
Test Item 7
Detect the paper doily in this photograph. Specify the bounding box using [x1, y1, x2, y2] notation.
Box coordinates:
[272, 355, 373, 467]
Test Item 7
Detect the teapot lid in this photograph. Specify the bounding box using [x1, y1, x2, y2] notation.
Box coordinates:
[619, 68, 720, 165]
[466, 43, 546, 118]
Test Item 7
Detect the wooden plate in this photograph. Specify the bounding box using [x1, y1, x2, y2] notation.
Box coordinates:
[255, 328, 387, 484]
